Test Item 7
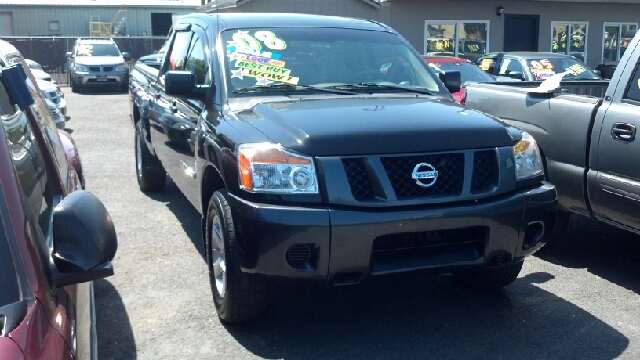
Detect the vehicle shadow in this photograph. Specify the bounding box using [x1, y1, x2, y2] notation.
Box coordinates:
[94, 279, 137, 359]
[74, 88, 127, 95]
[144, 177, 205, 259]
[535, 215, 640, 294]
[225, 272, 628, 359]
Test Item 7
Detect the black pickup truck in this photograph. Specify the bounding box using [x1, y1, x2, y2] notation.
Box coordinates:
[464, 29, 640, 243]
[129, 13, 557, 323]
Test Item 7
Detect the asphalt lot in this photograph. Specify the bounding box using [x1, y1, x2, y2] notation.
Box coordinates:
[64, 87, 640, 360]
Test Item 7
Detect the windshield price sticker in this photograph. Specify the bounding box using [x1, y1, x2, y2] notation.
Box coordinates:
[531, 68, 556, 80]
[566, 64, 587, 76]
[228, 30, 297, 85]
[530, 59, 554, 69]
[479, 58, 494, 71]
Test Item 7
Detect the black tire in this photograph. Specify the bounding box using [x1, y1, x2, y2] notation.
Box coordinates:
[135, 121, 165, 192]
[205, 190, 269, 323]
[454, 260, 524, 290]
[71, 79, 79, 93]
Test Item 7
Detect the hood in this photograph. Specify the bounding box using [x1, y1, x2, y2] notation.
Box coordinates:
[35, 78, 56, 91]
[234, 97, 516, 156]
[30, 68, 52, 80]
[75, 56, 124, 66]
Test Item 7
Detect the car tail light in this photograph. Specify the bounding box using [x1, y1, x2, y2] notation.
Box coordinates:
[460, 87, 467, 106]
[57, 87, 64, 98]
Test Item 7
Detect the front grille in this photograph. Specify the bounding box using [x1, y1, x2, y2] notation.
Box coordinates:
[371, 226, 489, 274]
[89, 66, 100, 72]
[104, 66, 114, 72]
[342, 158, 375, 200]
[471, 150, 499, 193]
[381, 153, 464, 199]
[46, 91, 60, 104]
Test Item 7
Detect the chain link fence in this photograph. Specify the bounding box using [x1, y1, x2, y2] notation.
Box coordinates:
[2, 36, 166, 85]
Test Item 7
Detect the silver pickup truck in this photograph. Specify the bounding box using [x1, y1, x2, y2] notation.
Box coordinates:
[465, 31, 640, 242]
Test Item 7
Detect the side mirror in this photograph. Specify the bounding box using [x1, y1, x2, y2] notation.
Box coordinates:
[51, 190, 118, 287]
[593, 69, 602, 78]
[503, 71, 524, 80]
[439, 70, 461, 94]
[122, 52, 131, 61]
[165, 70, 196, 96]
[65, 52, 73, 59]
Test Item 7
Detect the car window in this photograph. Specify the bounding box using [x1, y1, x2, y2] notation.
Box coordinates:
[624, 61, 640, 102]
[75, 43, 121, 57]
[222, 27, 446, 96]
[165, 31, 193, 74]
[498, 58, 524, 76]
[185, 33, 209, 85]
[525, 57, 600, 80]
[1, 96, 58, 240]
[428, 61, 495, 83]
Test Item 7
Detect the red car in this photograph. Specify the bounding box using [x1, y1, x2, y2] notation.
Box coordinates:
[0, 41, 117, 359]
[423, 55, 496, 104]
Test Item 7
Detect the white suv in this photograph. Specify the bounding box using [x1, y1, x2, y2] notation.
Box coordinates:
[66, 38, 130, 93]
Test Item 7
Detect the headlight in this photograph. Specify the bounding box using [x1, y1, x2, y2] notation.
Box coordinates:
[115, 64, 128, 71]
[75, 64, 88, 72]
[513, 131, 544, 181]
[238, 143, 318, 194]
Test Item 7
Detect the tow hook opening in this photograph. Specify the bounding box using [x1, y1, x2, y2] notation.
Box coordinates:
[523, 221, 544, 250]
[332, 272, 362, 286]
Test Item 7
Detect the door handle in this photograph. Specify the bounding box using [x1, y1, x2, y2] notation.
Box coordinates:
[611, 123, 636, 141]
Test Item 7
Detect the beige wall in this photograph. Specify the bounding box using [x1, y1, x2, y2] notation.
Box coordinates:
[387, 0, 640, 67]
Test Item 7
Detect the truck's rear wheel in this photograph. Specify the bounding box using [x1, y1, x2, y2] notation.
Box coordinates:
[205, 190, 269, 323]
[454, 260, 524, 290]
[135, 121, 165, 192]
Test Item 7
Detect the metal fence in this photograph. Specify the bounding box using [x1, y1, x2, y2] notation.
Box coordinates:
[1, 36, 166, 85]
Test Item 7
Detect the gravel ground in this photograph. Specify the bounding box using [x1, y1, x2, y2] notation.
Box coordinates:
[64, 88, 640, 360]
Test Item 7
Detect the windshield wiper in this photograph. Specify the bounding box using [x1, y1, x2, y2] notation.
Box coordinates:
[233, 83, 356, 95]
[323, 83, 435, 95]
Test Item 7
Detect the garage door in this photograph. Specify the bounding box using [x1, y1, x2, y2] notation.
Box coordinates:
[0, 12, 14, 36]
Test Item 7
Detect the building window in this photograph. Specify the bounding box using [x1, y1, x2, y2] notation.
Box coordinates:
[425, 21, 489, 61]
[603, 23, 638, 63]
[551, 22, 588, 62]
[48, 21, 59, 32]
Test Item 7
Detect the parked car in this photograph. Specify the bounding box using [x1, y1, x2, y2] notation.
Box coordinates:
[1, 40, 116, 359]
[475, 52, 601, 81]
[66, 38, 130, 93]
[595, 60, 619, 79]
[130, 12, 557, 323]
[423, 55, 497, 103]
[24, 58, 55, 83]
[36, 78, 66, 115]
[464, 28, 640, 244]
[138, 51, 165, 69]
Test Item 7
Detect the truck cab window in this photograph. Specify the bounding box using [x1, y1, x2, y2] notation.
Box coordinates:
[185, 34, 209, 85]
[624, 62, 640, 102]
[165, 31, 193, 74]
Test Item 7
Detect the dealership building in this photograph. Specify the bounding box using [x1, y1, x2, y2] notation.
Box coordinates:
[0, 0, 639, 68]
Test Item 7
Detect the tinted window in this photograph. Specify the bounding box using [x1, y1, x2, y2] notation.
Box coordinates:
[165, 31, 193, 74]
[498, 58, 524, 76]
[624, 61, 640, 102]
[221, 27, 445, 96]
[185, 34, 209, 85]
[2, 104, 56, 239]
[428, 61, 495, 84]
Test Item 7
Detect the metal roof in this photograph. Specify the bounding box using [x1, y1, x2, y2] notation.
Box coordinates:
[0, 0, 200, 6]
[197, 0, 382, 12]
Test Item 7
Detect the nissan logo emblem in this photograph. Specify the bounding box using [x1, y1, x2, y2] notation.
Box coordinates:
[411, 162, 438, 188]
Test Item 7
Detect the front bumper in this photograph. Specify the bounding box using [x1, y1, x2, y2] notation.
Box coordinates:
[227, 183, 557, 284]
[73, 70, 128, 86]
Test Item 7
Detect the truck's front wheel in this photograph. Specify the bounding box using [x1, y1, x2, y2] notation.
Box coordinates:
[135, 121, 165, 192]
[205, 190, 269, 323]
[454, 260, 523, 290]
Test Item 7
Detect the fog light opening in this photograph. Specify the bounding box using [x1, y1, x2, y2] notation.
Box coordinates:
[523, 222, 544, 249]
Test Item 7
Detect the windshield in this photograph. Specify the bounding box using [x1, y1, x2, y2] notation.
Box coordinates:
[76, 43, 121, 57]
[427, 61, 495, 84]
[525, 57, 600, 80]
[222, 27, 445, 96]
